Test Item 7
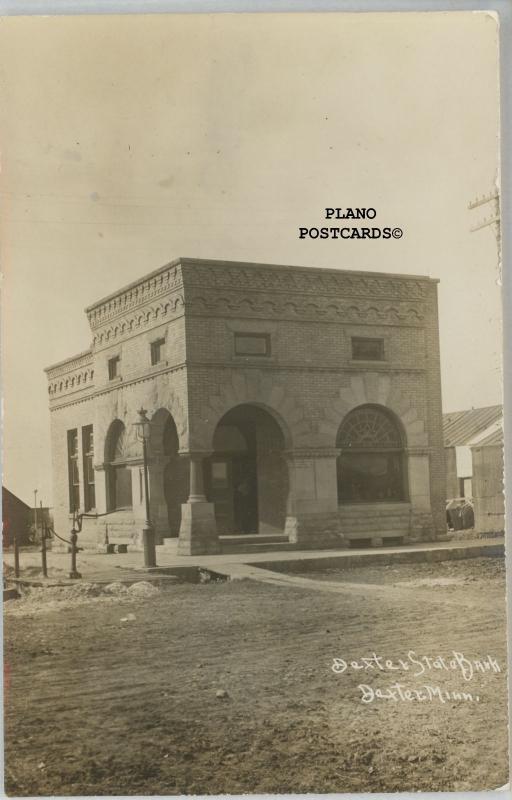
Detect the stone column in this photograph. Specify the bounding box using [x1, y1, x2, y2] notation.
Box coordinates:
[284, 449, 345, 549]
[177, 452, 220, 555]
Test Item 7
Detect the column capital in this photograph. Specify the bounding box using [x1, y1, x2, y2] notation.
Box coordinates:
[178, 450, 213, 460]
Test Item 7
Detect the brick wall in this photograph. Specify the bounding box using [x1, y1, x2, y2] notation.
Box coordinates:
[45, 258, 447, 549]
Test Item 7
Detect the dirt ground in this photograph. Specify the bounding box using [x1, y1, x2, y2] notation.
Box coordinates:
[3, 556, 509, 795]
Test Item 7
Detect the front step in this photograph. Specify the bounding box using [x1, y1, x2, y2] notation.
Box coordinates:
[221, 540, 298, 554]
[219, 533, 288, 546]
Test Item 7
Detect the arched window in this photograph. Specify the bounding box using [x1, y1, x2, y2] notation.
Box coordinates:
[337, 405, 406, 504]
[106, 420, 133, 510]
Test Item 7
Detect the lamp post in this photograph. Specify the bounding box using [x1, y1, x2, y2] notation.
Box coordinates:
[134, 407, 156, 568]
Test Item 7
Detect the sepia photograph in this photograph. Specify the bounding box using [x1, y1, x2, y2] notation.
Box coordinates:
[0, 8, 508, 796]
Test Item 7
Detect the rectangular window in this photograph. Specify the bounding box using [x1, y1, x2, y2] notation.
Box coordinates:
[351, 337, 384, 361]
[112, 466, 133, 509]
[82, 425, 96, 512]
[211, 461, 229, 487]
[67, 429, 80, 512]
[150, 338, 165, 366]
[108, 356, 120, 380]
[234, 332, 271, 357]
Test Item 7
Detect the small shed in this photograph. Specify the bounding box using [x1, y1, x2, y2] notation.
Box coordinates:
[2, 487, 32, 546]
[470, 427, 504, 535]
[443, 405, 502, 500]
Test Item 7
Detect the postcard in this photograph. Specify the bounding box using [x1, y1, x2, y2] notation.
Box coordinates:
[1, 9, 507, 796]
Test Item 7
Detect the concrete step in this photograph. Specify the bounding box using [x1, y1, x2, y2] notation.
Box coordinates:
[221, 540, 297, 554]
[219, 534, 288, 546]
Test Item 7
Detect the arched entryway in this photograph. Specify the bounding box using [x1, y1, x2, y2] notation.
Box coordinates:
[207, 404, 289, 535]
[105, 420, 133, 511]
[149, 409, 188, 539]
[336, 404, 407, 504]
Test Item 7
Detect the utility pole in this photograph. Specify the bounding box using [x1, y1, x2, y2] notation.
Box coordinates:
[34, 488, 38, 539]
[468, 190, 501, 259]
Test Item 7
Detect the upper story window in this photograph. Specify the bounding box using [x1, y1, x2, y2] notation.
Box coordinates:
[351, 337, 384, 361]
[234, 332, 271, 357]
[82, 425, 96, 512]
[150, 338, 165, 366]
[67, 429, 80, 512]
[108, 356, 120, 380]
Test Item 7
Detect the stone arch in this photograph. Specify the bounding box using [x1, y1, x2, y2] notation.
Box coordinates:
[321, 372, 428, 448]
[150, 391, 188, 451]
[335, 404, 408, 504]
[104, 419, 133, 511]
[207, 403, 289, 535]
[193, 369, 307, 451]
[148, 408, 189, 540]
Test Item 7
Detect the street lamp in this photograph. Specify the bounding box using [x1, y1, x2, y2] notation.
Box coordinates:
[134, 407, 157, 568]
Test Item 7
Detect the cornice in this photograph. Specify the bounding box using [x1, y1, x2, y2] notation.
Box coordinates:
[91, 294, 184, 348]
[86, 263, 183, 330]
[181, 260, 431, 302]
[45, 349, 93, 378]
[49, 363, 187, 411]
[83, 258, 435, 335]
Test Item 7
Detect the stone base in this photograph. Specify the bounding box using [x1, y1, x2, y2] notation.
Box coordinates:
[160, 536, 180, 553]
[409, 511, 436, 542]
[177, 502, 220, 555]
[285, 513, 346, 549]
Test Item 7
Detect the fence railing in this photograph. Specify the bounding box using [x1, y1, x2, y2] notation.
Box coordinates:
[9, 509, 120, 581]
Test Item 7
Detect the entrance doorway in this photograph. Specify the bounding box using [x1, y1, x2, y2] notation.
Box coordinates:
[207, 404, 288, 535]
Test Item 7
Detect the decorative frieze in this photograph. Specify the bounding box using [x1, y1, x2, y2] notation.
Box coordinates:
[46, 350, 95, 399]
[182, 260, 429, 301]
[83, 258, 431, 338]
[92, 294, 184, 348]
[188, 292, 425, 325]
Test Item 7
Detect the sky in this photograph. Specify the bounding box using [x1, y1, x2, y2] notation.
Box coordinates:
[0, 11, 501, 506]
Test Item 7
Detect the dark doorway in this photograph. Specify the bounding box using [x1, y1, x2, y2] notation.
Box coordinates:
[162, 415, 188, 536]
[208, 404, 288, 535]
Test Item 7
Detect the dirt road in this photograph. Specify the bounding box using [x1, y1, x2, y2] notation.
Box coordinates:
[3, 557, 508, 795]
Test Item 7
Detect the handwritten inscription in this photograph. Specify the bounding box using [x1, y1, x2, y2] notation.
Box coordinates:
[331, 651, 501, 682]
[331, 651, 502, 704]
[358, 683, 480, 704]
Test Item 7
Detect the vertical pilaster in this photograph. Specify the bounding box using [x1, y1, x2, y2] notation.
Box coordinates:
[284, 449, 345, 548]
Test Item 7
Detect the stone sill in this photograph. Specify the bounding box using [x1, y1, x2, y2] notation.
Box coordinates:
[349, 359, 388, 366]
[230, 355, 277, 365]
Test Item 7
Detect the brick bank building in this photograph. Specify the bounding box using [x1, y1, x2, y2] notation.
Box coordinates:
[45, 258, 446, 555]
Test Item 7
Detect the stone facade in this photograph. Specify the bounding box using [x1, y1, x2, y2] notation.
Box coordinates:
[45, 257, 446, 554]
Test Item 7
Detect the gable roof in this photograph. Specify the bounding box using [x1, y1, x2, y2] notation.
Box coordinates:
[443, 405, 502, 447]
[2, 486, 31, 511]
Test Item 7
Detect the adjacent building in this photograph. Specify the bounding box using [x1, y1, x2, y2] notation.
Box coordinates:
[443, 405, 504, 534]
[45, 257, 447, 554]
